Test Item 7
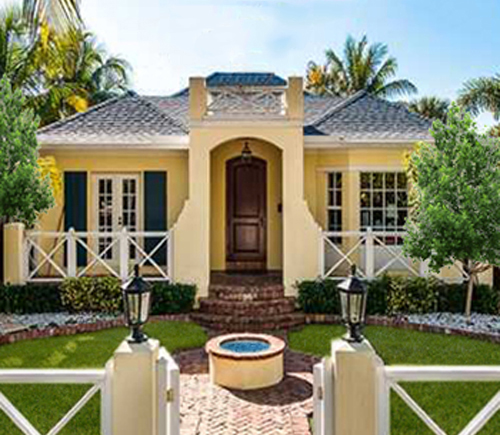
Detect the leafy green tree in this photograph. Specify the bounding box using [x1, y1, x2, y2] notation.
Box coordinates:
[306, 35, 418, 98]
[458, 74, 500, 120]
[0, 77, 54, 227]
[489, 124, 500, 138]
[403, 104, 500, 318]
[407, 96, 450, 123]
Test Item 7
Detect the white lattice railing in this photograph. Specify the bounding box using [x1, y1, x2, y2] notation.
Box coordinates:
[380, 366, 500, 435]
[25, 228, 172, 283]
[206, 86, 287, 118]
[0, 367, 112, 435]
[320, 228, 469, 281]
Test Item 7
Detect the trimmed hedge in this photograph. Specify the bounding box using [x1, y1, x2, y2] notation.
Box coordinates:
[0, 283, 64, 314]
[297, 276, 500, 316]
[150, 283, 197, 315]
[0, 278, 197, 315]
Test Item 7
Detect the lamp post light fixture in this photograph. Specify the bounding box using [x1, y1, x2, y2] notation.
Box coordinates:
[338, 265, 368, 343]
[122, 265, 152, 343]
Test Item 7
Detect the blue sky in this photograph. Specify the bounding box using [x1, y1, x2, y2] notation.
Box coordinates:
[4, 0, 500, 128]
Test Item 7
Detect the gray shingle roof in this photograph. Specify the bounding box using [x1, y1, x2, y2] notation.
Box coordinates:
[305, 91, 433, 140]
[38, 75, 432, 144]
[38, 93, 187, 142]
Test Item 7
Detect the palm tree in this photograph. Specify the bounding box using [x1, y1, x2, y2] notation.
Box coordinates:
[407, 96, 450, 123]
[306, 35, 418, 99]
[0, 6, 131, 126]
[30, 29, 131, 125]
[23, 0, 81, 32]
[458, 75, 500, 120]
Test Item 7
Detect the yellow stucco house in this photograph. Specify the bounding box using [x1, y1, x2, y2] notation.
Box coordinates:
[30, 71, 445, 307]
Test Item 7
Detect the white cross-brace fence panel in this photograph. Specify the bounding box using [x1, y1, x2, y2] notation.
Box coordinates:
[25, 228, 171, 283]
[380, 365, 500, 435]
[0, 369, 111, 435]
[157, 347, 180, 435]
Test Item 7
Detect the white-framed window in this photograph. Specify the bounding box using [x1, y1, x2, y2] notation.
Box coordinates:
[360, 172, 408, 244]
[327, 172, 342, 243]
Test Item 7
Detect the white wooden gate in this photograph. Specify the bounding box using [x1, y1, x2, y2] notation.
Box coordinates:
[313, 358, 334, 435]
[157, 347, 180, 435]
[0, 366, 112, 435]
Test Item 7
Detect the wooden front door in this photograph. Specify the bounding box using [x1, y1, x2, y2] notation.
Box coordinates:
[226, 157, 267, 271]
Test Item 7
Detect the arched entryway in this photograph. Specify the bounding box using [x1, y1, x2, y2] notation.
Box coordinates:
[210, 138, 283, 273]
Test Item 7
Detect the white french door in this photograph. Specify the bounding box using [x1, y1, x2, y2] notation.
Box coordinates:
[94, 174, 140, 262]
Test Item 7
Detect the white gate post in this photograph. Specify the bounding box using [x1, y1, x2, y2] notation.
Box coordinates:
[331, 338, 385, 435]
[111, 339, 160, 435]
[365, 227, 375, 279]
[67, 228, 77, 278]
[119, 227, 129, 282]
[3, 223, 26, 285]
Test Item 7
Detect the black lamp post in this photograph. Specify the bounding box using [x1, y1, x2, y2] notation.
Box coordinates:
[338, 265, 368, 343]
[122, 265, 152, 343]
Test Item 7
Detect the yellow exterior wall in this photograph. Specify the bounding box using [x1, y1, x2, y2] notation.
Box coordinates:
[210, 139, 282, 271]
[38, 149, 189, 233]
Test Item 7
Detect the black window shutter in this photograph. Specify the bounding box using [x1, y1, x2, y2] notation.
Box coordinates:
[144, 172, 167, 266]
[64, 172, 87, 266]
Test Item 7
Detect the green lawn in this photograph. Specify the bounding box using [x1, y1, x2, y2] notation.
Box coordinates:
[0, 322, 207, 435]
[289, 325, 500, 435]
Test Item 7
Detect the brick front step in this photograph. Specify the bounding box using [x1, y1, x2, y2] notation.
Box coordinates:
[199, 297, 296, 316]
[191, 311, 305, 332]
[208, 284, 285, 301]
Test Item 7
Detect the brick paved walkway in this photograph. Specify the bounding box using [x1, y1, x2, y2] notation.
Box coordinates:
[175, 347, 320, 435]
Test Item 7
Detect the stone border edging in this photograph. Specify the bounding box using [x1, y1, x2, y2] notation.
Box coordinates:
[304, 314, 500, 344]
[0, 314, 192, 346]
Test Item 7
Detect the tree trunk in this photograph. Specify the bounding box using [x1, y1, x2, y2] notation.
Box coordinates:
[465, 273, 475, 322]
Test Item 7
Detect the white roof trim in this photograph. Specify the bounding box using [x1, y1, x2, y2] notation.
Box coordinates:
[38, 134, 189, 150]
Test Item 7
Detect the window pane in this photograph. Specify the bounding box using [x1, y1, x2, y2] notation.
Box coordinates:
[397, 210, 407, 228]
[328, 173, 334, 189]
[328, 191, 334, 206]
[385, 173, 395, 189]
[397, 173, 407, 189]
[373, 210, 384, 229]
[360, 191, 371, 208]
[336, 191, 342, 207]
[361, 211, 371, 228]
[386, 191, 395, 206]
[361, 173, 371, 189]
[373, 192, 383, 208]
[335, 173, 342, 188]
[397, 192, 408, 207]
[373, 173, 383, 189]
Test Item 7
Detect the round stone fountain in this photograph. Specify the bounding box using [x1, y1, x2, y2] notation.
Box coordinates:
[205, 333, 286, 390]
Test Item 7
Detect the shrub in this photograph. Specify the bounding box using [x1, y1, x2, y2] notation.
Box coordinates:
[437, 282, 499, 315]
[0, 283, 63, 314]
[366, 275, 390, 315]
[150, 283, 196, 315]
[60, 277, 122, 313]
[387, 276, 439, 315]
[297, 279, 339, 314]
